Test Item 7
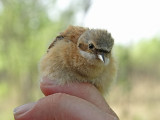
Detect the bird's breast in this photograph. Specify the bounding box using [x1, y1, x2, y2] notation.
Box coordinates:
[40, 40, 105, 83]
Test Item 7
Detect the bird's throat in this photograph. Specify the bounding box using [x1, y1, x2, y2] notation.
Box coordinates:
[79, 50, 96, 60]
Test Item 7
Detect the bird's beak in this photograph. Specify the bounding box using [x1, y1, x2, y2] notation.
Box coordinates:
[98, 53, 105, 63]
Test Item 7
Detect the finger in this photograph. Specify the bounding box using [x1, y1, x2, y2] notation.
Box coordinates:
[40, 77, 118, 117]
[14, 93, 117, 120]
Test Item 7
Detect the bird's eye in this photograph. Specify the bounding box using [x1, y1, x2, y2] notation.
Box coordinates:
[106, 50, 111, 54]
[89, 43, 94, 49]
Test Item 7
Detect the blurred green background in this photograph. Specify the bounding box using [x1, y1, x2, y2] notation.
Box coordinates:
[0, 0, 159, 120]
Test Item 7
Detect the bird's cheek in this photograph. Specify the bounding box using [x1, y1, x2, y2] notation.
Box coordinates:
[104, 57, 110, 65]
[79, 50, 96, 60]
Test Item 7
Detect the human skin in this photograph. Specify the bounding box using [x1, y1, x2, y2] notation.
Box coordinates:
[13, 77, 119, 120]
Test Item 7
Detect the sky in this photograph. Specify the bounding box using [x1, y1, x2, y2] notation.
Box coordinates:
[84, 0, 160, 45]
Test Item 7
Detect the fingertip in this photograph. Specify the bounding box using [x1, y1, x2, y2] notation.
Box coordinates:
[14, 102, 36, 120]
[40, 77, 101, 100]
[40, 76, 56, 86]
[39, 77, 117, 117]
[40, 77, 58, 95]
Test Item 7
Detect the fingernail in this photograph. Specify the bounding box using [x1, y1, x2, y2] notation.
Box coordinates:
[13, 102, 36, 116]
[40, 76, 57, 86]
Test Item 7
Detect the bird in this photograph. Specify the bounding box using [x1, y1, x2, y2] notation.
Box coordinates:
[39, 25, 117, 94]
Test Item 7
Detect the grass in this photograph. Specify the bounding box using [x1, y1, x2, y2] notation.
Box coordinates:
[107, 75, 160, 120]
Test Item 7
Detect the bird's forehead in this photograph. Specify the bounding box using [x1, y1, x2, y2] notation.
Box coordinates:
[89, 37, 113, 51]
[87, 29, 114, 49]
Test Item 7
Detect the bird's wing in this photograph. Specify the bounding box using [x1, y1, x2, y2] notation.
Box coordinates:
[47, 26, 88, 52]
[60, 25, 88, 44]
[47, 35, 64, 52]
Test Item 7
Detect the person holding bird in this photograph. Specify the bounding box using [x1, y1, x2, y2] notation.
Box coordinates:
[13, 26, 119, 120]
[40, 25, 116, 95]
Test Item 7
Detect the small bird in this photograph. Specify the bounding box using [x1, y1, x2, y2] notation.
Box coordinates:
[39, 25, 116, 94]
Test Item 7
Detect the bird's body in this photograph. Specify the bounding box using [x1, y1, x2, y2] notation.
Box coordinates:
[39, 26, 116, 94]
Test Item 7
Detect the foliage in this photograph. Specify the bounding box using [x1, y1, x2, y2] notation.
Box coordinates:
[114, 37, 160, 88]
[114, 45, 132, 91]
[0, 0, 91, 102]
[130, 38, 160, 79]
[0, 0, 91, 119]
[0, 0, 159, 120]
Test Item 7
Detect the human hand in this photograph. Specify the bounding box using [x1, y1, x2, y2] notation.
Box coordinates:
[13, 77, 119, 120]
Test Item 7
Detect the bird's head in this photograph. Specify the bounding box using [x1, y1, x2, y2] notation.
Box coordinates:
[77, 29, 114, 65]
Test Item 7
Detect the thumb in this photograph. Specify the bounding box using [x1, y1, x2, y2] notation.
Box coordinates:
[14, 93, 115, 120]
